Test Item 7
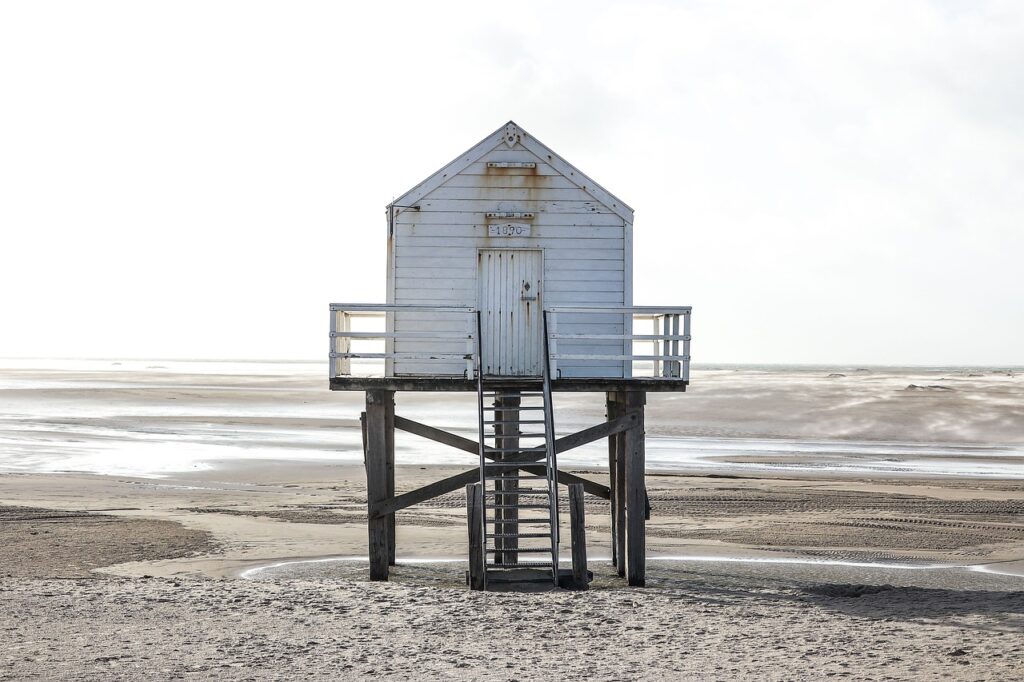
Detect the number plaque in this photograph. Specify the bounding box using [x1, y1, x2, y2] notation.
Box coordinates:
[487, 223, 532, 237]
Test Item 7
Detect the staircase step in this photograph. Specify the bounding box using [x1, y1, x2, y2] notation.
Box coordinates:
[486, 446, 546, 453]
[483, 433, 548, 439]
[485, 517, 551, 524]
[488, 503, 551, 509]
[484, 547, 550, 553]
[484, 488, 550, 495]
[485, 419, 546, 425]
[482, 405, 545, 411]
[487, 562, 554, 569]
[483, 392, 544, 397]
[488, 532, 552, 539]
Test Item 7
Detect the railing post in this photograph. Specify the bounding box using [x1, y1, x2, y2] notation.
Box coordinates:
[682, 310, 692, 383]
[623, 309, 633, 379]
[340, 312, 352, 376]
[383, 310, 393, 378]
[329, 306, 337, 380]
[662, 314, 671, 378]
[466, 313, 476, 378]
[548, 310, 558, 379]
[670, 314, 680, 378]
[651, 315, 661, 378]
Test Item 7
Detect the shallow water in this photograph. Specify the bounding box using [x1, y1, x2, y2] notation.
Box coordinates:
[242, 553, 1024, 592]
[1, 359, 1022, 479]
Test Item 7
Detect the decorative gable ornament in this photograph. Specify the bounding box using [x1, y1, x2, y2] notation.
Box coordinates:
[503, 122, 520, 147]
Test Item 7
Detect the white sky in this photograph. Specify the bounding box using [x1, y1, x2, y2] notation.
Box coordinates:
[1, 1, 1021, 365]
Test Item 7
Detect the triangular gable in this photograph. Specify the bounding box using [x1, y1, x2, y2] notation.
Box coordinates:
[391, 121, 633, 223]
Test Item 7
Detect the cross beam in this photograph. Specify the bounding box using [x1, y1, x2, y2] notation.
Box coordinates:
[366, 413, 631, 519]
[393, 413, 637, 458]
[369, 467, 608, 518]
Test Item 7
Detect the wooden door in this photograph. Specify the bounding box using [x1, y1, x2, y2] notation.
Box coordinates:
[478, 249, 543, 376]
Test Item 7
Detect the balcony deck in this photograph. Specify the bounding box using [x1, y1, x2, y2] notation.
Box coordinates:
[329, 375, 688, 392]
[328, 303, 691, 393]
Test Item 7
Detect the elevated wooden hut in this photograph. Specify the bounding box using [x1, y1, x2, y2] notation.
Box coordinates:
[330, 121, 691, 589]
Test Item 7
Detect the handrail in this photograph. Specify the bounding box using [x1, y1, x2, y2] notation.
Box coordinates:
[329, 304, 477, 379]
[548, 306, 692, 314]
[546, 306, 692, 381]
[330, 303, 475, 313]
[541, 309, 560, 585]
[473, 310, 488, 589]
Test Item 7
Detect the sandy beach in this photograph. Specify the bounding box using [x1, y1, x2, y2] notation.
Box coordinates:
[2, 361, 1023, 679]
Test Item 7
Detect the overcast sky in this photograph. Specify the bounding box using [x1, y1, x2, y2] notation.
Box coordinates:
[1, 1, 1021, 365]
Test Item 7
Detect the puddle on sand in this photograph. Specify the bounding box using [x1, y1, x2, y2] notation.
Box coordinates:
[240, 553, 1024, 589]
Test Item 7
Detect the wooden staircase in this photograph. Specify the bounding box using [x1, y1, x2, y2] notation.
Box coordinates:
[472, 314, 561, 588]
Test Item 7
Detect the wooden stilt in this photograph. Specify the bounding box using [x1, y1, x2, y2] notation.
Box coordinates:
[569, 483, 588, 590]
[614, 393, 627, 578]
[606, 392, 619, 568]
[385, 393, 396, 566]
[623, 390, 647, 587]
[467, 483, 485, 591]
[364, 389, 393, 581]
[494, 393, 520, 565]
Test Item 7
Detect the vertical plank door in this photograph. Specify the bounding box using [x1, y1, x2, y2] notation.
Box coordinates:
[478, 249, 543, 376]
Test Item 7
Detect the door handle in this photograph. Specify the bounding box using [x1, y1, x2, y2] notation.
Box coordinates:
[521, 280, 537, 301]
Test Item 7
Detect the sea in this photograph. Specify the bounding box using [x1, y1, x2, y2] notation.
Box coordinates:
[1, 358, 1021, 479]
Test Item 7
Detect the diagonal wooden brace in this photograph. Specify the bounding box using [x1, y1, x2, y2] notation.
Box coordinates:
[373, 412, 629, 517]
[370, 468, 480, 519]
[393, 413, 637, 459]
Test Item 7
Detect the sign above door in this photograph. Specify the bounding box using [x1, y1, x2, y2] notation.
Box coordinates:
[487, 223, 532, 237]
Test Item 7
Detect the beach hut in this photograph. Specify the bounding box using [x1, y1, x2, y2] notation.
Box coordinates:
[330, 121, 691, 590]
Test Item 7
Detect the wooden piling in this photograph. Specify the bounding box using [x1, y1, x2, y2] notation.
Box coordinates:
[568, 483, 588, 590]
[614, 393, 627, 578]
[364, 389, 394, 581]
[494, 393, 520, 565]
[385, 393, 396, 566]
[623, 390, 647, 587]
[606, 392, 620, 568]
[467, 483, 485, 591]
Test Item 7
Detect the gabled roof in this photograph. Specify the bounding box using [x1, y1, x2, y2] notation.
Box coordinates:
[391, 120, 633, 223]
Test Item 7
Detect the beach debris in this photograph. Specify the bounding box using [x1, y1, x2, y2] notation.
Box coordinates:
[903, 384, 954, 391]
[826, 373, 846, 378]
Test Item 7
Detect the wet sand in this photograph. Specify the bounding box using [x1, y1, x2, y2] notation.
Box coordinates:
[3, 462, 1024, 679]
[2, 361, 1023, 679]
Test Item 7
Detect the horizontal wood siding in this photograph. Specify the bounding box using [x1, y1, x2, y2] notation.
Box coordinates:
[391, 140, 630, 378]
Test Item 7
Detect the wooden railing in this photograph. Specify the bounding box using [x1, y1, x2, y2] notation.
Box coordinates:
[545, 306, 692, 381]
[329, 304, 477, 379]
[330, 303, 691, 382]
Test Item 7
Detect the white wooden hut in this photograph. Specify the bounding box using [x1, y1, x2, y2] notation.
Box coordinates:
[385, 121, 633, 379]
[329, 121, 691, 591]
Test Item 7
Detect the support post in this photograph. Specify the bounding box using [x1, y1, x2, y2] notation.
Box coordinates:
[614, 393, 627, 577]
[569, 483, 588, 590]
[364, 389, 394, 581]
[623, 390, 647, 587]
[494, 393, 521, 566]
[467, 483, 485, 591]
[385, 393, 396, 566]
[606, 392, 620, 568]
